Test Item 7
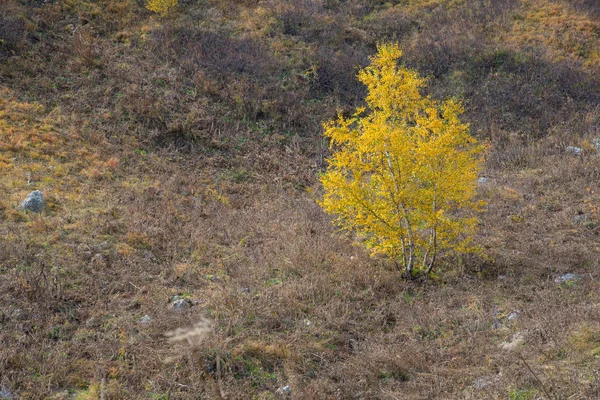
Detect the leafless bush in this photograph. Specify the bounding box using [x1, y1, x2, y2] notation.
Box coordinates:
[312, 44, 369, 103]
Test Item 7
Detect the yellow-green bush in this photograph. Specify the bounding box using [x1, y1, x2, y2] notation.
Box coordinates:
[145, 0, 177, 17]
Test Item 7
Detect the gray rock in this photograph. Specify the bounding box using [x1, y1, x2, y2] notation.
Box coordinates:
[139, 314, 152, 324]
[18, 190, 44, 213]
[593, 138, 600, 152]
[0, 386, 16, 399]
[477, 177, 489, 185]
[172, 298, 191, 311]
[473, 377, 490, 390]
[507, 310, 520, 320]
[171, 295, 198, 310]
[566, 146, 583, 156]
[275, 385, 291, 395]
[554, 273, 580, 284]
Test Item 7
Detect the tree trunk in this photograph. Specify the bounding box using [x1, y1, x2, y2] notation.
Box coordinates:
[405, 254, 414, 279]
[425, 228, 437, 275]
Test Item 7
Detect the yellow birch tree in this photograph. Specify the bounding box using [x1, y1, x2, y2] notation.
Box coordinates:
[146, 0, 178, 17]
[319, 43, 485, 277]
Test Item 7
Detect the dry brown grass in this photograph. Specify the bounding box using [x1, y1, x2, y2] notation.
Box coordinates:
[1, 0, 600, 398]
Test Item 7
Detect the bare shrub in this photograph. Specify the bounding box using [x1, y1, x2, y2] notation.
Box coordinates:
[312, 44, 369, 103]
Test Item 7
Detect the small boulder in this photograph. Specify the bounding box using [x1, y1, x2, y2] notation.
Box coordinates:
[171, 295, 194, 311]
[18, 190, 44, 213]
[139, 314, 152, 324]
[473, 377, 490, 390]
[554, 273, 580, 284]
[275, 385, 291, 396]
[507, 310, 520, 320]
[10, 308, 23, 320]
[0, 386, 16, 399]
[172, 298, 190, 311]
[566, 146, 583, 156]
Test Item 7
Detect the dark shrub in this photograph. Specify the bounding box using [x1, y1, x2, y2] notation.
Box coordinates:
[312, 45, 369, 104]
[566, 0, 600, 17]
[465, 47, 600, 138]
[0, 11, 26, 59]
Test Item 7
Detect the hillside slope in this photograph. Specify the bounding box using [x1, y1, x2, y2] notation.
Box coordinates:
[1, 0, 600, 398]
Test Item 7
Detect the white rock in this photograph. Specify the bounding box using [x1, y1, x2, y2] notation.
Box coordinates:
[276, 385, 291, 395]
[18, 190, 44, 213]
[566, 146, 583, 156]
[172, 298, 190, 311]
[473, 377, 490, 389]
[139, 314, 152, 324]
[0, 386, 16, 399]
[554, 273, 580, 284]
[507, 310, 520, 320]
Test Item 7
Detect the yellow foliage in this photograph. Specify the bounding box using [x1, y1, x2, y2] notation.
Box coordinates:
[319, 43, 485, 276]
[145, 0, 178, 17]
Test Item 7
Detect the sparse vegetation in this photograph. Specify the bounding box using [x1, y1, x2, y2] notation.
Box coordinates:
[1, 0, 599, 398]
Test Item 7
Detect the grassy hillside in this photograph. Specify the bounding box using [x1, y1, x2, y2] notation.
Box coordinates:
[1, 0, 600, 398]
